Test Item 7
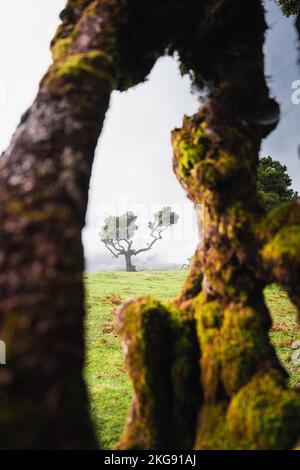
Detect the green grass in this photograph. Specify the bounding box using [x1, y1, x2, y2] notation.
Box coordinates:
[265, 284, 300, 387]
[84, 271, 300, 449]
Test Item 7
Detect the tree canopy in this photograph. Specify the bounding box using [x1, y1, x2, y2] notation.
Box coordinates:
[258, 156, 298, 210]
[100, 212, 138, 241]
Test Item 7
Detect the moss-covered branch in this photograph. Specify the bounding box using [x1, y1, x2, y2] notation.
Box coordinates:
[259, 199, 300, 321]
[115, 297, 201, 449]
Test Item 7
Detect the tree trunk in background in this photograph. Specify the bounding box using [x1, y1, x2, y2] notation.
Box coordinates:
[1, 0, 300, 450]
[125, 254, 136, 272]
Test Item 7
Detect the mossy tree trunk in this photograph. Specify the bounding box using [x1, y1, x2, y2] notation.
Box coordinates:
[0, 0, 131, 450]
[1, 0, 300, 450]
[0, 0, 191, 449]
[117, 0, 300, 450]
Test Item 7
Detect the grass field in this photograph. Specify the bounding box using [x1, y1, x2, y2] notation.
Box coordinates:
[84, 271, 300, 449]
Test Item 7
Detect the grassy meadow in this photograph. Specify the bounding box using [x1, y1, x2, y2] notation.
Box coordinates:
[84, 271, 300, 449]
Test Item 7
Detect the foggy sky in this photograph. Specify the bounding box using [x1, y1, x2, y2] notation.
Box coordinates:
[0, 0, 299, 269]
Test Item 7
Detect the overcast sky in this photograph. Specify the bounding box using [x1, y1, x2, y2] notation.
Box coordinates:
[0, 0, 299, 270]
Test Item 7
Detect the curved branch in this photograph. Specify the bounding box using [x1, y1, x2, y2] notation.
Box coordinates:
[134, 222, 173, 256]
[116, 239, 131, 252]
[134, 235, 161, 256]
[102, 240, 122, 258]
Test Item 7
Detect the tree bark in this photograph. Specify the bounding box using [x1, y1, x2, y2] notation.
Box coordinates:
[1, 0, 300, 450]
[125, 253, 136, 272]
[0, 0, 133, 450]
[117, 0, 300, 450]
[0, 0, 177, 448]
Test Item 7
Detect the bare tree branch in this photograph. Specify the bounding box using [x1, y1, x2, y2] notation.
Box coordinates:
[134, 236, 161, 256]
[102, 240, 124, 258]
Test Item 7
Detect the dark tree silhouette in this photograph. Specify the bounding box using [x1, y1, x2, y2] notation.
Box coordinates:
[0, 0, 300, 450]
[100, 208, 179, 272]
[258, 156, 298, 210]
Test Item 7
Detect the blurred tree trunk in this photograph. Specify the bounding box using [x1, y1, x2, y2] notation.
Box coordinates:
[0, 0, 171, 449]
[0, 0, 127, 449]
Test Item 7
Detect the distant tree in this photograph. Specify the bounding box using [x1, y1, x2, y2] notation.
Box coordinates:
[258, 156, 298, 211]
[100, 207, 179, 272]
[181, 257, 192, 270]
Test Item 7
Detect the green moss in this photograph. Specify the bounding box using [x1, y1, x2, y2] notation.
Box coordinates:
[194, 402, 228, 450]
[196, 152, 245, 190]
[195, 298, 223, 400]
[116, 296, 201, 450]
[175, 248, 203, 308]
[47, 50, 114, 82]
[220, 304, 273, 396]
[116, 297, 168, 449]
[259, 199, 300, 240]
[195, 296, 275, 399]
[50, 0, 91, 60]
[227, 370, 300, 449]
[84, 273, 300, 449]
[261, 222, 300, 325]
[218, 202, 257, 242]
[172, 108, 255, 213]
[173, 119, 211, 180]
[51, 37, 72, 61]
[262, 226, 300, 265]
[39, 0, 300, 451]
[169, 306, 202, 448]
